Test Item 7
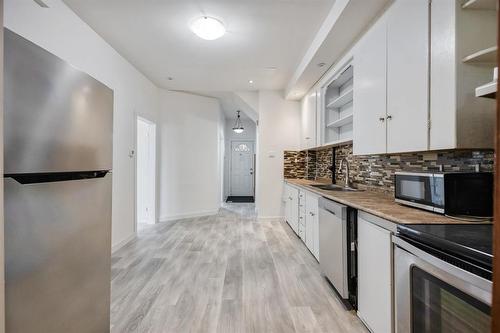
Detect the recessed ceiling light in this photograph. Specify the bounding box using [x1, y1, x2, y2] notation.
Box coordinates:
[317, 62, 327, 67]
[190, 16, 226, 40]
[167, 77, 174, 81]
[264, 66, 277, 71]
[249, 80, 254, 84]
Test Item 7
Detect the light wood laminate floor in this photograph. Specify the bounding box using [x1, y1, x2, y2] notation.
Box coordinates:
[111, 203, 368, 333]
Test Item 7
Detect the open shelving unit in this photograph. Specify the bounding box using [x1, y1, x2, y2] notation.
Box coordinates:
[326, 88, 353, 109]
[326, 113, 353, 128]
[462, 46, 497, 64]
[476, 80, 497, 98]
[461, 1, 498, 100]
[462, 0, 497, 10]
[322, 63, 353, 146]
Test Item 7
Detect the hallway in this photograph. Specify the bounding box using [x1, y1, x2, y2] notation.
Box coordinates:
[111, 204, 367, 332]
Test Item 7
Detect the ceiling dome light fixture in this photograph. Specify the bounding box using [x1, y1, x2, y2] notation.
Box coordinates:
[190, 16, 226, 40]
[232, 111, 244, 134]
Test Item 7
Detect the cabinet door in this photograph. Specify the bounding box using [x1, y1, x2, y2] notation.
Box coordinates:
[305, 192, 319, 258]
[429, 0, 456, 150]
[298, 191, 306, 240]
[301, 91, 317, 150]
[357, 215, 393, 333]
[386, 0, 429, 153]
[288, 186, 299, 235]
[353, 15, 387, 155]
[283, 185, 290, 223]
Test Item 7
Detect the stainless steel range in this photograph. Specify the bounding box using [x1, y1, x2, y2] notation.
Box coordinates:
[393, 224, 492, 332]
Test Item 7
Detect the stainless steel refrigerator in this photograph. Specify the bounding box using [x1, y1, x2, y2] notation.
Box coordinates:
[4, 29, 113, 332]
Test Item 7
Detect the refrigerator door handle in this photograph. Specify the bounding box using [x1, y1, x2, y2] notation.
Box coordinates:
[4, 170, 109, 184]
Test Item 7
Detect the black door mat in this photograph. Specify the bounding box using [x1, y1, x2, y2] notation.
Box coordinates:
[226, 196, 255, 203]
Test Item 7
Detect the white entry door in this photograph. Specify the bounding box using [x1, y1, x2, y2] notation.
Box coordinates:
[230, 141, 254, 196]
[136, 117, 156, 225]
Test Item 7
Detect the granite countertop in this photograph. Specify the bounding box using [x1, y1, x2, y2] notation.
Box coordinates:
[285, 178, 490, 225]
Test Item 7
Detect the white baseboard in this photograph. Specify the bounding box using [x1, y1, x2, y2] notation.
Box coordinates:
[112, 233, 136, 254]
[160, 209, 219, 222]
[258, 215, 285, 221]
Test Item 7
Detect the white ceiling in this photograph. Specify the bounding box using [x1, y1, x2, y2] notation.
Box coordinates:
[63, 0, 335, 92]
[201, 91, 256, 120]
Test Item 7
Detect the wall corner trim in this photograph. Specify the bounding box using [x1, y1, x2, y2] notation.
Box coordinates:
[112, 233, 137, 254]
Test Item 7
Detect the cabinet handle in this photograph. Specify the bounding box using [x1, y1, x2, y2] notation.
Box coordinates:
[310, 212, 315, 216]
[288, 197, 293, 200]
[386, 115, 393, 120]
[379, 117, 385, 122]
[305, 137, 311, 140]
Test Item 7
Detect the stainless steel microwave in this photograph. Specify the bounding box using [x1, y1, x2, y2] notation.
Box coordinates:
[394, 172, 493, 217]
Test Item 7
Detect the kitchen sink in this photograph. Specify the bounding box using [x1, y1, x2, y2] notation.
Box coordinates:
[310, 184, 363, 192]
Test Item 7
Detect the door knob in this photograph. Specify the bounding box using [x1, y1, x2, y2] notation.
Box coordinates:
[386, 115, 393, 120]
[379, 117, 385, 122]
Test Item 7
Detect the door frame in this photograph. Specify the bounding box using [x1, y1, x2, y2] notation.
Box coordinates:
[491, 6, 500, 330]
[229, 140, 255, 197]
[135, 115, 157, 229]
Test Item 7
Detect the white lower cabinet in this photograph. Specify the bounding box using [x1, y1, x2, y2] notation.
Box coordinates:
[305, 192, 319, 260]
[284, 183, 320, 261]
[298, 191, 306, 241]
[357, 213, 393, 333]
[284, 184, 299, 234]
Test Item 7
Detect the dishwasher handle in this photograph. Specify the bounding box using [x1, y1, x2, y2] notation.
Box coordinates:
[319, 197, 346, 217]
[323, 208, 336, 215]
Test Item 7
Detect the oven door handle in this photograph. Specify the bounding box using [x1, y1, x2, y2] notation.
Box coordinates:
[393, 236, 492, 305]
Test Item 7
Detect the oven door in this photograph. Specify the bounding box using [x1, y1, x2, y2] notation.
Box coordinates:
[393, 237, 492, 333]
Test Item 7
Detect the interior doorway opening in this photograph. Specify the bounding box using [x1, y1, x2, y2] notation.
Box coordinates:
[136, 116, 156, 226]
[224, 114, 257, 204]
[228, 140, 255, 203]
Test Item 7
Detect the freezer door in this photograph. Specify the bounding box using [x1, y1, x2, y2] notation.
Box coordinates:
[4, 29, 113, 174]
[5, 173, 112, 333]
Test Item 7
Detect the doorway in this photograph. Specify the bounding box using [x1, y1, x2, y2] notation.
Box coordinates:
[136, 116, 156, 225]
[228, 140, 255, 202]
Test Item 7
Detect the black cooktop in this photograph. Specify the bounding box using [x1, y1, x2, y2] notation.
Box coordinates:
[397, 224, 493, 279]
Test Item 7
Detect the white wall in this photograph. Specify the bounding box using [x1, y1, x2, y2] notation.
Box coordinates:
[256, 90, 301, 218]
[5, 0, 161, 249]
[159, 90, 224, 221]
[223, 119, 257, 199]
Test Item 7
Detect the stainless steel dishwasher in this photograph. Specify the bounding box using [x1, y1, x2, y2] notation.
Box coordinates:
[319, 197, 357, 309]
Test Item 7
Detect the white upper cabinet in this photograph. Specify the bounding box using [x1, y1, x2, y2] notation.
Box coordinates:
[353, 15, 387, 155]
[306, 0, 495, 153]
[352, 0, 496, 155]
[300, 90, 318, 150]
[386, 0, 430, 153]
[353, 0, 430, 155]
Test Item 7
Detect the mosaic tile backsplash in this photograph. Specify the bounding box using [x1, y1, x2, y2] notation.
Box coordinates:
[284, 145, 494, 194]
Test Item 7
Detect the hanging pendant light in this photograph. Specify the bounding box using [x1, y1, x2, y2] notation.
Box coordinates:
[232, 111, 244, 134]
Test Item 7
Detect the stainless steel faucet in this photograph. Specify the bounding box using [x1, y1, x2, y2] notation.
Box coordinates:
[338, 158, 350, 188]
